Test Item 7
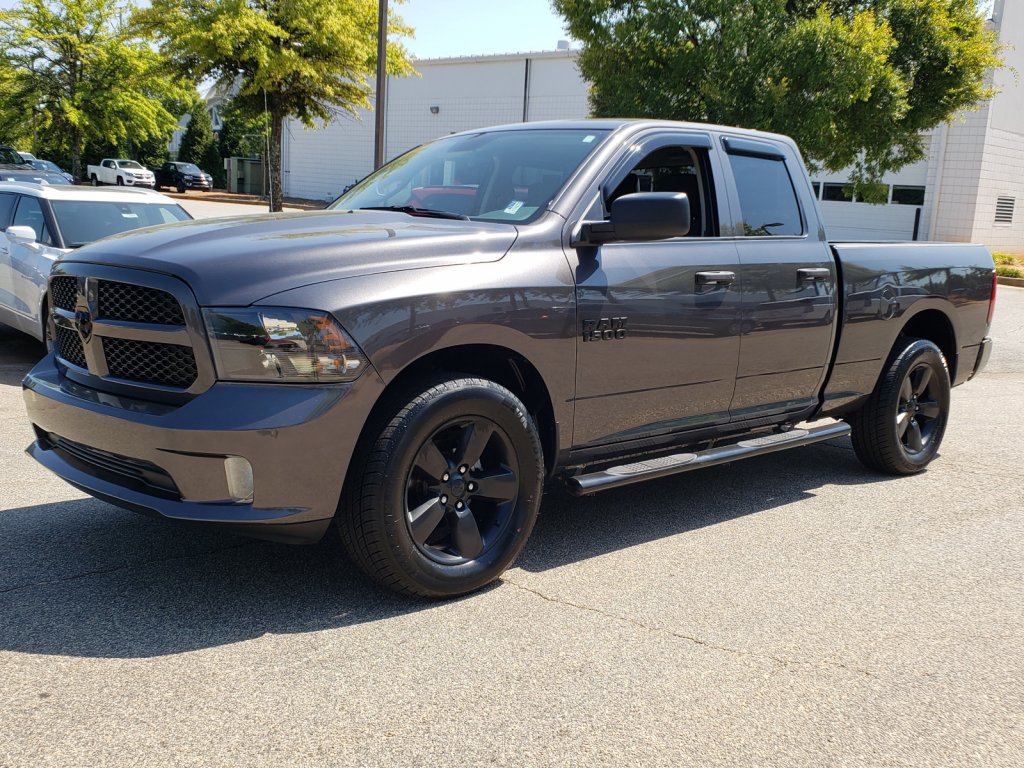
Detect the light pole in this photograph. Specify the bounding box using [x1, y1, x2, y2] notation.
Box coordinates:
[373, 0, 388, 170]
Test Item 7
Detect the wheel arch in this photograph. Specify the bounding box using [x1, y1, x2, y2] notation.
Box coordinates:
[898, 307, 957, 382]
[362, 344, 559, 477]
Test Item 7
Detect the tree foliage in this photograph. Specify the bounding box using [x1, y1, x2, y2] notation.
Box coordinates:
[177, 98, 223, 186]
[554, 0, 1003, 189]
[0, 0, 190, 180]
[136, 0, 416, 210]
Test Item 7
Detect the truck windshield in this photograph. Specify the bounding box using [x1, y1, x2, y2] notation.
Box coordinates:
[331, 129, 611, 223]
[117, 161, 144, 169]
[51, 201, 191, 247]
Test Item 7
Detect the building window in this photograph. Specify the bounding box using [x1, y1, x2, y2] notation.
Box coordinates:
[822, 183, 854, 202]
[811, 181, 821, 198]
[892, 186, 925, 205]
[995, 196, 1015, 224]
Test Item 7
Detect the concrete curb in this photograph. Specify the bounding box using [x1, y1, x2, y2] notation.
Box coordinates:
[997, 276, 1024, 288]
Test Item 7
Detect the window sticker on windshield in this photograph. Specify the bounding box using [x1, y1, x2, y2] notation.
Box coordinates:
[583, 135, 596, 143]
[504, 200, 524, 215]
[119, 207, 139, 219]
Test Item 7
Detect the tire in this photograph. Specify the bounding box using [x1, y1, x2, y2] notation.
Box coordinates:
[116, 176, 124, 186]
[90, 174, 99, 186]
[176, 181, 186, 194]
[337, 376, 544, 598]
[849, 337, 951, 475]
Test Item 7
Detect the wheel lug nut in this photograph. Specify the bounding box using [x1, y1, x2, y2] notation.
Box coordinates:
[440, 494, 448, 504]
[467, 482, 476, 492]
[441, 473, 449, 482]
[456, 501, 464, 510]
[459, 465, 468, 474]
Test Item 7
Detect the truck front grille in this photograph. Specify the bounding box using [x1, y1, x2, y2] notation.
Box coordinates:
[50, 276, 78, 311]
[48, 268, 210, 400]
[98, 281, 185, 325]
[103, 337, 198, 388]
[54, 326, 87, 368]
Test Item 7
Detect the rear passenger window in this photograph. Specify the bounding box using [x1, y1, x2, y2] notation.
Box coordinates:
[728, 153, 803, 236]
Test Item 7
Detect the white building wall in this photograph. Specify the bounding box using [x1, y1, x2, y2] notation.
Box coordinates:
[930, 105, 989, 243]
[972, 126, 1024, 251]
[282, 52, 585, 202]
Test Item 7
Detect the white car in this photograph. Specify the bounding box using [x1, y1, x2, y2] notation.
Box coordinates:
[0, 182, 192, 341]
[87, 158, 156, 188]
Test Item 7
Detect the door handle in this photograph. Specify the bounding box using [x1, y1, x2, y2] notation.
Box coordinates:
[797, 268, 832, 283]
[695, 271, 736, 286]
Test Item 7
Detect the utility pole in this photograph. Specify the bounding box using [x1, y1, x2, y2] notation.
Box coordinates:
[373, 0, 388, 169]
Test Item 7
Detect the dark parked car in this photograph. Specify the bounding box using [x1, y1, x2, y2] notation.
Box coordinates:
[0, 145, 30, 167]
[28, 159, 75, 184]
[153, 161, 213, 192]
[24, 120, 995, 599]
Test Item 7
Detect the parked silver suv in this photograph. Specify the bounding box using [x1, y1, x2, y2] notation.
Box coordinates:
[0, 182, 191, 340]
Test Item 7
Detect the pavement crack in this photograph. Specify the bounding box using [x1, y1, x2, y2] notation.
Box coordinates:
[503, 576, 877, 678]
[0, 541, 259, 596]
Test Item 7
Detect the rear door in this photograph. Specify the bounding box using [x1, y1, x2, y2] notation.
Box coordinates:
[7, 194, 56, 327]
[720, 136, 837, 421]
[571, 131, 743, 448]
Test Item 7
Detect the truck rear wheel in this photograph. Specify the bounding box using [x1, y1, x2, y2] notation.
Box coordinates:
[337, 377, 543, 598]
[849, 337, 950, 475]
[90, 174, 99, 186]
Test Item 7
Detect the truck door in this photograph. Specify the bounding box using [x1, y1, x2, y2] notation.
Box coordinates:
[571, 133, 742, 448]
[720, 136, 837, 421]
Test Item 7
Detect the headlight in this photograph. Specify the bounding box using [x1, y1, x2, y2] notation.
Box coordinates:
[202, 307, 369, 383]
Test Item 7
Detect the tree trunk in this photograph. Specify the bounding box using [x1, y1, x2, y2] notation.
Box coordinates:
[71, 128, 82, 183]
[269, 107, 284, 212]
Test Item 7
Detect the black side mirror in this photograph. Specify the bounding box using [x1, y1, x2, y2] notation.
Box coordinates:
[576, 192, 690, 247]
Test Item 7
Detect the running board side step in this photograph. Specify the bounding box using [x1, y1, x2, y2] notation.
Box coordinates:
[566, 422, 851, 496]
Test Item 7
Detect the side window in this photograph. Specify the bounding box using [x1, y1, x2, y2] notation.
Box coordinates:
[12, 196, 53, 246]
[727, 153, 803, 236]
[0, 192, 15, 229]
[604, 145, 715, 237]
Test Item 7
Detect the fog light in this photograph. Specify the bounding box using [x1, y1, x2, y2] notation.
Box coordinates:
[224, 456, 254, 503]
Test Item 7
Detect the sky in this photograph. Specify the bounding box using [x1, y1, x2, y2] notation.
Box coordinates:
[397, 0, 573, 59]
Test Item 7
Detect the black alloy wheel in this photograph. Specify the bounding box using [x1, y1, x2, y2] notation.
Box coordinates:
[850, 337, 951, 475]
[337, 376, 543, 598]
[405, 417, 520, 565]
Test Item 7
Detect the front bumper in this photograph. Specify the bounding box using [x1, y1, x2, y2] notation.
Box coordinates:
[23, 353, 384, 543]
[124, 177, 154, 187]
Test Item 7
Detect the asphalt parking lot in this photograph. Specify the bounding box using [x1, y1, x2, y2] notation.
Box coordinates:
[0, 214, 1021, 764]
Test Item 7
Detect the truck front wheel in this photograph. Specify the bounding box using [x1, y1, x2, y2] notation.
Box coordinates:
[338, 377, 544, 598]
[849, 337, 951, 475]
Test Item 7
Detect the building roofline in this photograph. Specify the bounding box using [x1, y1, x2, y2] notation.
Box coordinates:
[413, 48, 577, 66]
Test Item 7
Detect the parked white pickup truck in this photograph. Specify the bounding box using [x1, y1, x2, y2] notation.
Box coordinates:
[87, 159, 155, 188]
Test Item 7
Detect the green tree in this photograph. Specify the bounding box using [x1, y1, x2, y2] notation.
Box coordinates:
[177, 98, 224, 186]
[0, 0, 190, 180]
[136, 0, 415, 211]
[554, 0, 1003, 190]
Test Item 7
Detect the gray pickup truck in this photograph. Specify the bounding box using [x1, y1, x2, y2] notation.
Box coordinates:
[23, 120, 996, 597]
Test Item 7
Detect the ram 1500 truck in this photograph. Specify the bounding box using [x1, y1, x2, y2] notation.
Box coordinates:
[23, 120, 996, 597]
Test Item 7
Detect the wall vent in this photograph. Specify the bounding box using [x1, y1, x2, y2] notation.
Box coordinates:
[995, 196, 1015, 224]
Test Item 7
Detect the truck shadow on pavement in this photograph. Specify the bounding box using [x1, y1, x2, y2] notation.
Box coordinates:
[0, 439, 897, 660]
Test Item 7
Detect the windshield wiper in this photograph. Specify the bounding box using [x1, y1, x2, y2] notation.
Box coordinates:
[358, 205, 470, 221]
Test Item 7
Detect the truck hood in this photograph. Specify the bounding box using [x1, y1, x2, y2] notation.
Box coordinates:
[62, 210, 519, 305]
